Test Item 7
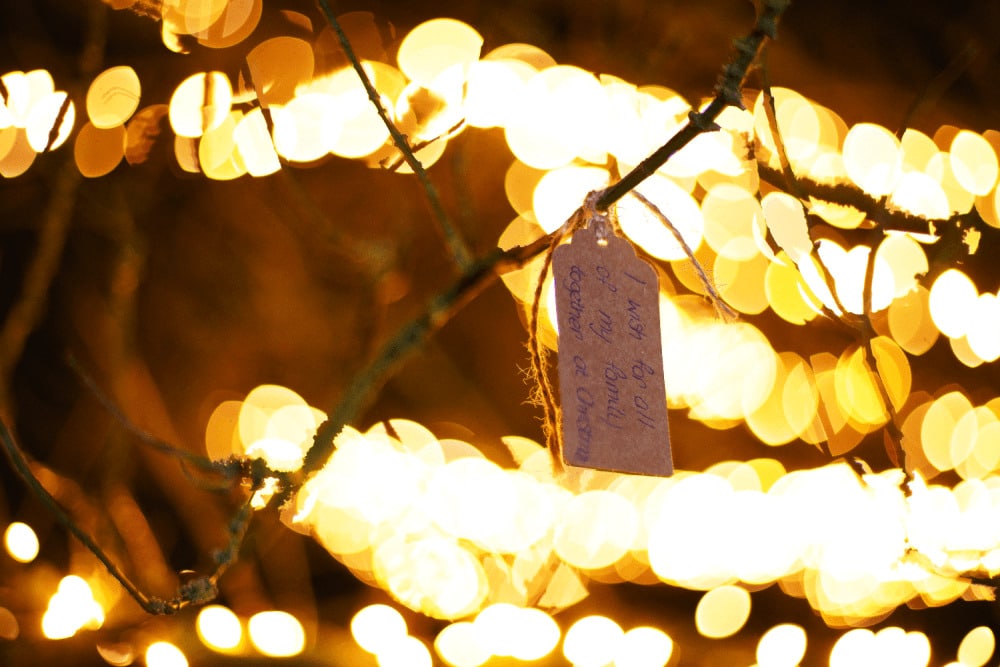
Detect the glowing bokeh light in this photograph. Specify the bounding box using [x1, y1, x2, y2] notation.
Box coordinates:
[957, 626, 995, 667]
[247, 610, 306, 658]
[435, 621, 490, 667]
[25, 91, 74, 152]
[196, 605, 242, 651]
[4, 521, 39, 563]
[614, 626, 674, 667]
[695, 585, 751, 638]
[168, 71, 232, 138]
[929, 269, 979, 339]
[950, 130, 999, 196]
[145, 641, 187, 667]
[352, 604, 408, 655]
[396, 19, 483, 89]
[842, 123, 902, 196]
[41, 575, 104, 639]
[563, 615, 624, 667]
[86, 66, 141, 128]
[376, 635, 432, 667]
[756, 623, 807, 667]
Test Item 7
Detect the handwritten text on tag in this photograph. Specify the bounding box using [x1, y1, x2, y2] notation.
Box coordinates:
[553, 224, 673, 476]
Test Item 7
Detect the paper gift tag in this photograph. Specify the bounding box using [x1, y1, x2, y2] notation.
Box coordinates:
[553, 223, 673, 476]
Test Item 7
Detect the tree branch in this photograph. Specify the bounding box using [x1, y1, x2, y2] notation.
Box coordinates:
[315, 0, 474, 271]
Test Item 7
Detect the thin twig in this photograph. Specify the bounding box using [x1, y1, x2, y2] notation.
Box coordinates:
[315, 0, 474, 271]
[861, 234, 907, 471]
[595, 0, 790, 210]
[0, 1, 107, 402]
[0, 416, 164, 612]
[629, 190, 737, 321]
[759, 49, 806, 199]
[67, 354, 222, 474]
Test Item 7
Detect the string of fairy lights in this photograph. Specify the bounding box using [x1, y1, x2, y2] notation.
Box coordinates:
[3, 0, 1000, 665]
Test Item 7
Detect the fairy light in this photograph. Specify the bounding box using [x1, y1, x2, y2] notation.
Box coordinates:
[168, 71, 232, 138]
[563, 616, 624, 667]
[8, 7, 1000, 666]
[144, 641, 187, 667]
[247, 611, 305, 658]
[41, 576, 105, 639]
[4, 521, 39, 563]
[957, 626, 995, 667]
[435, 621, 490, 667]
[351, 604, 408, 655]
[614, 626, 674, 667]
[756, 624, 806, 667]
[196, 605, 242, 651]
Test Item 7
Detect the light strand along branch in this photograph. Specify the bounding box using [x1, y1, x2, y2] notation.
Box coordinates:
[595, 0, 790, 211]
[315, 0, 474, 271]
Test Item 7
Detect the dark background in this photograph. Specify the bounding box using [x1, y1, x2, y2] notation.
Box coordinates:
[0, 0, 999, 665]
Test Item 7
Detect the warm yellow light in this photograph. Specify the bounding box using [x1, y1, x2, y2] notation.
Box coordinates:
[508, 607, 561, 661]
[957, 626, 995, 667]
[26, 91, 74, 152]
[41, 575, 104, 639]
[465, 59, 534, 129]
[196, 605, 242, 651]
[504, 66, 607, 169]
[613, 626, 674, 667]
[616, 173, 703, 261]
[238, 384, 318, 471]
[247, 610, 306, 658]
[714, 252, 770, 315]
[694, 585, 751, 638]
[168, 71, 232, 138]
[233, 108, 280, 176]
[4, 521, 39, 563]
[929, 269, 978, 339]
[532, 165, 609, 233]
[966, 292, 1000, 363]
[843, 122, 902, 196]
[145, 641, 188, 667]
[372, 535, 487, 619]
[86, 65, 141, 129]
[74, 122, 125, 178]
[756, 623, 806, 667]
[376, 634, 432, 667]
[563, 615, 624, 667]
[271, 93, 339, 163]
[950, 130, 999, 196]
[244, 37, 314, 106]
[435, 621, 490, 667]
[890, 171, 950, 219]
[554, 490, 639, 570]
[888, 284, 939, 355]
[397, 19, 483, 89]
[193, 0, 262, 49]
[764, 252, 822, 324]
[0, 607, 18, 641]
[702, 183, 765, 261]
[928, 152, 975, 215]
[352, 604, 408, 655]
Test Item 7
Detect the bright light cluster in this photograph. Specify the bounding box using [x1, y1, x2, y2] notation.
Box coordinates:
[0, 69, 75, 176]
[41, 575, 105, 640]
[241, 404, 1000, 629]
[351, 603, 432, 667]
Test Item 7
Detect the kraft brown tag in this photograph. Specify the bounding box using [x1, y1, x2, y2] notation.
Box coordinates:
[553, 222, 673, 476]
